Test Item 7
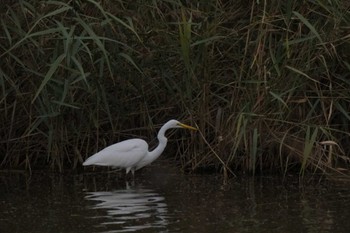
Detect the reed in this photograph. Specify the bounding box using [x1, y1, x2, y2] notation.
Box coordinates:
[1, 0, 349, 176]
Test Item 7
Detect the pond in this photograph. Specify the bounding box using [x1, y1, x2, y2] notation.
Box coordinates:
[1, 160, 350, 233]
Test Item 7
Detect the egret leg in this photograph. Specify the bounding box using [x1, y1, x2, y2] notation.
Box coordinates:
[124, 168, 135, 180]
[131, 169, 135, 180]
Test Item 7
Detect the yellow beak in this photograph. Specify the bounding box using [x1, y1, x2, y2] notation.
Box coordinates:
[178, 122, 198, 131]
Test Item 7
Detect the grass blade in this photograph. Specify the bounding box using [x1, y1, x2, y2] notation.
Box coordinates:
[32, 53, 66, 103]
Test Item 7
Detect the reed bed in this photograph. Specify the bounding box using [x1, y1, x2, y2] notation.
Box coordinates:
[0, 0, 349, 176]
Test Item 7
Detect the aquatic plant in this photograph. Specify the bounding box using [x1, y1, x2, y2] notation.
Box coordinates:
[0, 0, 349, 176]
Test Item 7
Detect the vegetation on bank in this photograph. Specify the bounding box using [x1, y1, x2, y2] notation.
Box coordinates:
[0, 0, 349, 176]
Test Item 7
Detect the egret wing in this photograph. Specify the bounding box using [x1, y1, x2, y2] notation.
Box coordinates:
[83, 139, 149, 169]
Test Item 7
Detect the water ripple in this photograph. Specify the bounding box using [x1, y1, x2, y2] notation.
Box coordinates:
[85, 184, 168, 232]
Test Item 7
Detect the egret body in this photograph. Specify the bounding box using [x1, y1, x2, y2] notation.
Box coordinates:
[82, 119, 197, 175]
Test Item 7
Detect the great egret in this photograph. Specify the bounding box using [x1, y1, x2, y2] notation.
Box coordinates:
[83, 119, 197, 176]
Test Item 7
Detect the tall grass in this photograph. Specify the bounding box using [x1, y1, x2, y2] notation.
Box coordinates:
[182, 0, 350, 175]
[0, 0, 146, 171]
[1, 0, 349, 176]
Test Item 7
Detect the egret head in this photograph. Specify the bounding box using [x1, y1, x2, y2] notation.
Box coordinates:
[167, 119, 197, 130]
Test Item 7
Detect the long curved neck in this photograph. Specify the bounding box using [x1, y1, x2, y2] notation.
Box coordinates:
[148, 124, 169, 161]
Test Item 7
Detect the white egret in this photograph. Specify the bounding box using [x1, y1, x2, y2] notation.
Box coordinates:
[83, 119, 197, 176]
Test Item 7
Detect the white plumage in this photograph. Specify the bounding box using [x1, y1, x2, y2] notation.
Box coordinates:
[83, 119, 197, 175]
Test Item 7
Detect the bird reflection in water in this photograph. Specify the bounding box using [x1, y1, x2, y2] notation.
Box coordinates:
[84, 183, 168, 232]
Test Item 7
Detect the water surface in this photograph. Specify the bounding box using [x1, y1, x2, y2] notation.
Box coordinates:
[1, 162, 350, 233]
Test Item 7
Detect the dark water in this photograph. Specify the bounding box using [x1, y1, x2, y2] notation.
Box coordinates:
[1, 162, 350, 233]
